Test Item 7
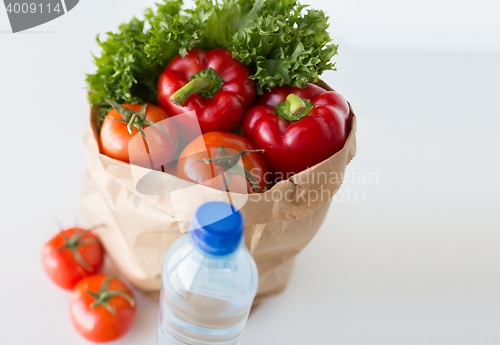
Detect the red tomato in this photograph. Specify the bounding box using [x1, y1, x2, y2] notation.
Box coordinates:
[177, 132, 269, 194]
[100, 103, 178, 170]
[42, 227, 104, 290]
[70, 274, 136, 343]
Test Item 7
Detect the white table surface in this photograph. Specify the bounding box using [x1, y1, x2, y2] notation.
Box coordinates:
[1, 1, 499, 344]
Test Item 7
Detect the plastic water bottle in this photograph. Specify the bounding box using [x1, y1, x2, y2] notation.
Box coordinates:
[156, 201, 259, 345]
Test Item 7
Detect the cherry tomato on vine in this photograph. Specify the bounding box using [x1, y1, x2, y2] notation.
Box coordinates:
[100, 102, 178, 170]
[42, 227, 104, 290]
[70, 274, 136, 343]
[177, 132, 269, 194]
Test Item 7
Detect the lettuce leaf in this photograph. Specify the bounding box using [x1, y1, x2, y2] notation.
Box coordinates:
[86, 0, 337, 120]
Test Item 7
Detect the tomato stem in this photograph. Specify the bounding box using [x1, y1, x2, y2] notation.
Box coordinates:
[126, 114, 138, 134]
[56, 228, 98, 271]
[87, 276, 135, 315]
[107, 101, 172, 152]
[170, 68, 225, 107]
[199, 145, 265, 193]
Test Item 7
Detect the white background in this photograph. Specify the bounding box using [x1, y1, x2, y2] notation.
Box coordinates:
[1, 0, 499, 344]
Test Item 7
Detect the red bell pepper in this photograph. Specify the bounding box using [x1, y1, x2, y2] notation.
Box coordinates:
[158, 48, 255, 141]
[241, 83, 350, 180]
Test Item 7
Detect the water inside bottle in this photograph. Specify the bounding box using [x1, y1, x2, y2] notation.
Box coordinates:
[157, 288, 250, 344]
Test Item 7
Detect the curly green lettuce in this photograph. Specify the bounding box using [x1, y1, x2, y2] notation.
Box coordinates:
[222, 1, 338, 94]
[86, 0, 337, 120]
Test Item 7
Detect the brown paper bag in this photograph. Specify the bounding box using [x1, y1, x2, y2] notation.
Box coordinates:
[80, 81, 357, 303]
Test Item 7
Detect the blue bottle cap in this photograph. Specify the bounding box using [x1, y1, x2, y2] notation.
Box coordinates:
[190, 202, 244, 256]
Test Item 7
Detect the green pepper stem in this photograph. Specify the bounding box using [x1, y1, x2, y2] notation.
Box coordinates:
[274, 93, 315, 122]
[286, 94, 306, 117]
[170, 77, 213, 107]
